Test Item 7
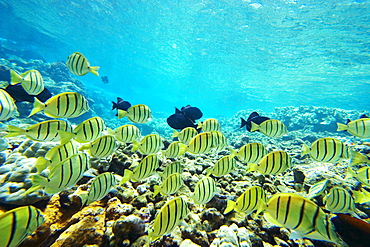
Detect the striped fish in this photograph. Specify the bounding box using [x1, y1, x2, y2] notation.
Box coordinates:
[35, 140, 79, 171]
[346, 166, 370, 187]
[186, 132, 214, 154]
[197, 118, 221, 132]
[301, 137, 369, 165]
[306, 179, 329, 199]
[263, 193, 341, 244]
[210, 131, 228, 152]
[132, 134, 163, 155]
[172, 127, 197, 145]
[67, 117, 106, 143]
[0, 206, 44, 247]
[79, 135, 117, 158]
[66, 52, 100, 76]
[206, 155, 236, 177]
[118, 104, 152, 124]
[0, 89, 18, 121]
[249, 150, 292, 175]
[29, 92, 90, 118]
[250, 119, 288, 138]
[224, 186, 266, 215]
[159, 161, 183, 179]
[10, 69, 44, 95]
[153, 173, 183, 196]
[323, 187, 356, 214]
[163, 141, 187, 158]
[191, 177, 217, 204]
[5, 120, 73, 142]
[85, 172, 117, 205]
[337, 117, 370, 138]
[231, 142, 268, 164]
[147, 197, 189, 244]
[121, 154, 159, 183]
[24, 152, 90, 195]
[112, 124, 141, 143]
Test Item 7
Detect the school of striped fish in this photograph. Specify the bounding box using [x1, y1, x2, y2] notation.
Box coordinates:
[0, 52, 370, 247]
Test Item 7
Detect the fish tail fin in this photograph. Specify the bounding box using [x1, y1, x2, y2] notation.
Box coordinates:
[28, 97, 45, 117]
[4, 125, 26, 138]
[353, 189, 370, 204]
[58, 130, 75, 144]
[106, 128, 116, 135]
[223, 200, 236, 214]
[240, 117, 247, 128]
[301, 144, 310, 157]
[197, 121, 203, 129]
[78, 143, 90, 151]
[10, 69, 23, 85]
[131, 140, 139, 152]
[350, 151, 369, 166]
[88, 66, 100, 76]
[337, 123, 348, 132]
[345, 166, 355, 179]
[153, 185, 161, 197]
[247, 163, 256, 173]
[250, 121, 259, 132]
[35, 157, 51, 172]
[0, 80, 9, 88]
[172, 130, 179, 138]
[117, 109, 128, 119]
[178, 143, 187, 156]
[229, 148, 237, 159]
[20, 174, 47, 196]
[112, 101, 117, 110]
[256, 200, 267, 215]
[205, 168, 212, 176]
[120, 169, 133, 185]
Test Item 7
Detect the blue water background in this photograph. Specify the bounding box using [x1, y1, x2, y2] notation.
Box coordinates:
[1, 0, 369, 117]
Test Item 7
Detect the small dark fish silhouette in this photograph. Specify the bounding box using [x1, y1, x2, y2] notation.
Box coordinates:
[112, 97, 131, 116]
[240, 112, 270, 132]
[167, 107, 197, 130]
[101, 76, 109, 84]
[181, 105, 203, 121]
[331, 213, 370, 247]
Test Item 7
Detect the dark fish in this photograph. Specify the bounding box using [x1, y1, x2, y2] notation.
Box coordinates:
[0, 65, 11, 82]
[4, 84, 52, 103]
[240, 111, 270, 132]
[331, 213, 370, 247]
[112, 97, 131, 115]
[167, 108, 197, 130]
[101, 76, 109, 84]
[180, 105, 203, 121]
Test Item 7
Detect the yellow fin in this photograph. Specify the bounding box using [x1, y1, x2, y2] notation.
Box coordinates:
[28, 97, 45, 117]
[178, 143, 187, 156]
[337, 123, 348, 131]
[301, 144, 310, 157]
[229, 148, 237, 159]
[131, 140, 139, 152]
[250, 121, 259, 132]
[350, 151, 369, 166]
[117, 109, 128, 119]
[223, 200, 236, 214]
[4, 125, 25, 138]
[10, 69, 23, 85]
[78, 143, 91, 151]
[35, 157, 51, 172]
[205, 168, 213, 176]
[120, 169, 133, 185]
[172, 130, 179, 138]
[197, 122, 203, 129]
[88, 66, 100, 76]
[153, 185, 161, 197]
[58, 130, 75, 144]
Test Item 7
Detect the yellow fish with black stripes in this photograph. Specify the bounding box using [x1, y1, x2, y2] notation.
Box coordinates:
[301, 137, 369, 165]
[159, 161, 183, 179]
[79, 135, 118, 158]
[66, 52, 100, 76]
[191, 177, 217, 204]
[162, 141, 187, 158]
[121, 154, 159, 183]
[306, 179, 329, 199]
[0, 205, 44, 247]
[262, 193, 342, 244]
[79, 172, 117, 205]
[132, 133, 163, 155]
[197, 118, 221, 132]
[22, 152, 90, 195]
[5, 120, 73, 142]
[0, 88, 18, 121]
[230, 142, 268, 164]
[111, 124, 141, 143]
[210, 130, 228, 152]
[147, 197, 189, 246]
[337, 115, 370, 138]
[206, 155, 236, 177]
[153, 173, 183, 197]
[248, 150, 292, 175]
[323, 187, 357, 214]
[172, 127, 197, 145]
[186, 132, 214, 154]
[224, 186, 266, 215]
[29, 92, 90, 118]
[118, 104, 152, 124]
[250, 119, 288, 138]
[61, 116, 106, 143]
[346, 166, 370, 187]
[35, 140, 79, 171]
[10, 69, 44, 95]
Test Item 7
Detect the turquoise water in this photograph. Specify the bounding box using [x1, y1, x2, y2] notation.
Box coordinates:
[0, 0, 369, 116]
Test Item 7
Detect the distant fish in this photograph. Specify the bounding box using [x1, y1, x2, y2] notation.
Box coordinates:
[186, 132, 214, 154]
[167, 107, 197, 130]
[162, 141, 187, 158]
[248, 151, 292, 175]
[323, 187, 356, 214]
[29, 92, 90, 118]
[10, 69, 44, 95]
[180, 105, 203, 121]
[191, 177, 217, 204]
[230, 142, 268, 164]
[111, 124, 141, 143]
[197, 118, 221, 132]
[121, 154, 159, 183]
[132, 133, 163, 155]
[0, 88, 18, 121]
[101, 75, 109, 84]
[159, 161, 183, 179]
[337, 115, 370, 138]
[224, 186, 266, 215]
[306, 179, 329, 199]
[153, 173, 183, 196]
[118, 104, 152, 124]
[66, 52, 100, 76]
[82, 172, 117, 205]
[172, 127, 198, 145]
[112, 97, 131, 114]
[79, 135, 118, 158]
[210, 130, 228, 153]
[250, 119, 288, 138]
[61, 117, 106, 143]
[240, 112, 270, 132]
[0, 206, 44, 247]
[206, 155, 236, 177]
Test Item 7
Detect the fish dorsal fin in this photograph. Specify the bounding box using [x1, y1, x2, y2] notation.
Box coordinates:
[117, 97, 123, 102]
[247, 111, 260, 121]
[175, 107, 181, 114]
[360, 114, 369, 118]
